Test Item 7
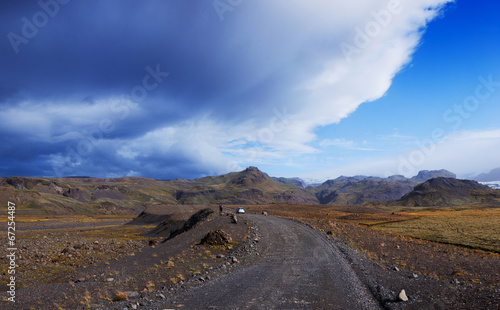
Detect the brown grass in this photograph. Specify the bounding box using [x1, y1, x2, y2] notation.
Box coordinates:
[113, 291, 128, 301]
[239, 204, 500, 288]
[372, 210, 500, 252]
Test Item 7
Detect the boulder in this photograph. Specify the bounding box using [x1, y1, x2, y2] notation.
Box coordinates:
[398, 289, 408, 302]
[200, 230, 232, 246]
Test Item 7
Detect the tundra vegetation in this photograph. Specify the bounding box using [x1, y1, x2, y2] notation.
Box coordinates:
[0, 168, 499, 308]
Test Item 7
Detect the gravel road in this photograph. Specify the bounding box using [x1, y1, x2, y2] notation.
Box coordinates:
[158, 214, 380, 309]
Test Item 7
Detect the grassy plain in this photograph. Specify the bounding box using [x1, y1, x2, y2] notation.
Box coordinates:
[372, 208, 500, 253]
[241, 204, 500, 288]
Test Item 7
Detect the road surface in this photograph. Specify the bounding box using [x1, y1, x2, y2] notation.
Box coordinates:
[158, 214, 380, 309]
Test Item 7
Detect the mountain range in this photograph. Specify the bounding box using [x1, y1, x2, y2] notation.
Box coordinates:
[395, 177, 500, 207]
[473, 167, 500, 182]
[1, 167, 498, 216]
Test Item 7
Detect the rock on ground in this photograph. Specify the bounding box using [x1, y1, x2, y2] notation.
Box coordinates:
[200, 229, 232, 246]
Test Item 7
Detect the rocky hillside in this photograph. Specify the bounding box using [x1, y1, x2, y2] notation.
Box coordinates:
[273, 177, 306, 188]
[474, 168, 500, 182]
[312, 177, 415, 206]
[0, 167, 316, 215]
[309, 169, 456, 206]
[396, 177, 500, 207]
[3, 167, 485, 214]
[0, 176, 166, 216]
[173, 167, 317, 204]
[410, 169, 457, 182]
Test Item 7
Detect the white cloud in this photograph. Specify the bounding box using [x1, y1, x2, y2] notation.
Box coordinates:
[304, 129, 500, 181]
[417, 129, 500, 176]
[216, 0, 454, 159]
[0, 0, 457, 178]
[113, 118, 244, 174]
[319, 138, 377, 151]
[107, 1, 454, 175]
[0, 97, 135, 142]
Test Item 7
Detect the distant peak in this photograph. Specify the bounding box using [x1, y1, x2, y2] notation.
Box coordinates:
[244, 166, 261, 172]
[229, 166, 269, 186]
[411, 169, 456, 182]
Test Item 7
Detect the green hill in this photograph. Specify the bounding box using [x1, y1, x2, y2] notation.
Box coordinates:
[173, 167, 317, 204]
[396, 177, 500, 207]
[0, 167, 316, 216]
[310, 177, 415, 206]
[2, 168, 488, 216]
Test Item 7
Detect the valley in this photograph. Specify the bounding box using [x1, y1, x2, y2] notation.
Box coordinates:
[0, 167, 499, 309]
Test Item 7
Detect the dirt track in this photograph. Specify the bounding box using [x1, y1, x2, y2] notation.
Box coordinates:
[157, 214, 380, 309]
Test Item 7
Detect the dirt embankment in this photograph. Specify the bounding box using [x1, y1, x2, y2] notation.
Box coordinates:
[1, 206, 251, 310]
[2, 204, 498, 309]
[126, 205, 215, 225]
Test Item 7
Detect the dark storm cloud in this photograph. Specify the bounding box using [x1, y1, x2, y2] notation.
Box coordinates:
[3, 2, 185, 94]
[0, 84, 19, 103]
[0, 0, 452, 179]
[1, 1, 267, 112]
[0, 1, 242, 178]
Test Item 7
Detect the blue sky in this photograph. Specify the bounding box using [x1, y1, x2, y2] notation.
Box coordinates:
[1, 0, 499, 181]
[300, 0, 500, 181]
